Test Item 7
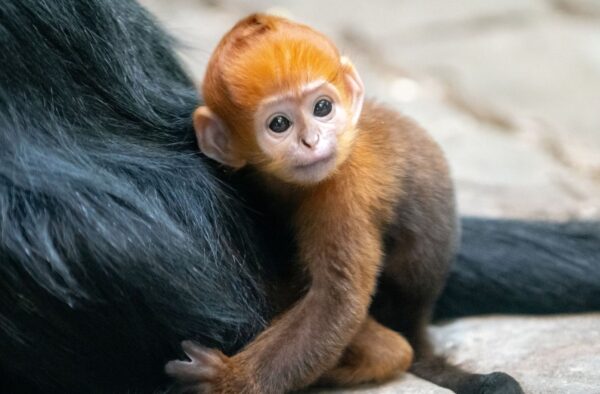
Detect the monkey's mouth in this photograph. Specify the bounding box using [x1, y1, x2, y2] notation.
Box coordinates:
[294, 153, 336, 171]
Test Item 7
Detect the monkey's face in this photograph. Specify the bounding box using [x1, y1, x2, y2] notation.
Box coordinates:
[251, 80, 352, 185]
[247, 57, 365, 186]
[194, 58, 364, 185]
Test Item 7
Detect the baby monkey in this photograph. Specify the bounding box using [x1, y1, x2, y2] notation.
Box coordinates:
[166, 13, 522, 394]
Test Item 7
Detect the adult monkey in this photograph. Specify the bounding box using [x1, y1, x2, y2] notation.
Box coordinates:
[0, 1, 598, 393]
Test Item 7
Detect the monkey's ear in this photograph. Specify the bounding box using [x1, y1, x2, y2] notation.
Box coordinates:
[193, 106, 247, 168]
[341, 56, 365, 127]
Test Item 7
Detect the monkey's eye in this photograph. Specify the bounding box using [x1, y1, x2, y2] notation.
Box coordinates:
[313, 98, 333, 117]
[268, 115, 291, 133]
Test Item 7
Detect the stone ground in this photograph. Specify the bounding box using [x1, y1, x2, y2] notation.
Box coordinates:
[139, 1, 600, 392]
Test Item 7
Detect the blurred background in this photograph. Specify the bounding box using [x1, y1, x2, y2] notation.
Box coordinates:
[140, 0, 600, 221]
[139, 1, 600, 393]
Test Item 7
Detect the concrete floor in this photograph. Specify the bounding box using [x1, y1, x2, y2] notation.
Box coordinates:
[139, 1, 600, 392]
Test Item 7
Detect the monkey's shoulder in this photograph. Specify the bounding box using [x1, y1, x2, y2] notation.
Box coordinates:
[351, 100, 453, 218]
[358, 100, 439, 154]
[359, 100, 448, 170]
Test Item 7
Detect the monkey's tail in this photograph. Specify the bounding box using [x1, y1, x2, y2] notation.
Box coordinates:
[435, 217, 600, 319]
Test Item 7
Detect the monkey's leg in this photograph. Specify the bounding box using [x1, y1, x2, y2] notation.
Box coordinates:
[372, 255, 524, 394]
[318, 316, 413, 386]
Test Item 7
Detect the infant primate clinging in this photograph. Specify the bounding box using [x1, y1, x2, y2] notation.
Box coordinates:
[166, 13, 523, 394]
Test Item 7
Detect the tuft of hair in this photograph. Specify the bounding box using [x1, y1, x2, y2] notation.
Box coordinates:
[203, 13, 346, 134]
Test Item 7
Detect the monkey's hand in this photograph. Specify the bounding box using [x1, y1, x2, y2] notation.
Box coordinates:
[165, 341, 257, 394]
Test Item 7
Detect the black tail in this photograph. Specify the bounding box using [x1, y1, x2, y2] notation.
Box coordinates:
[435, 217, 600, 319]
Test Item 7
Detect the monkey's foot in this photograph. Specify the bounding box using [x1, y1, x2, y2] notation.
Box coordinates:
[165, 341, 256, 394]
[318, 317, 413, 386]
[458, 372, 524, 394]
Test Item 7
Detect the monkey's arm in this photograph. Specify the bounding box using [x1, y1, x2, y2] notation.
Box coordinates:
[166, 179, 383, 393]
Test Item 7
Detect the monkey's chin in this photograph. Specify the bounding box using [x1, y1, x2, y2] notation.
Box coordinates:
[288, 154, 337, 185]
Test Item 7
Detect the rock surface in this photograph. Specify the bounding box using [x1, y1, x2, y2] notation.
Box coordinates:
[139, 1, 600, 392]
[314, 314, 600, 394]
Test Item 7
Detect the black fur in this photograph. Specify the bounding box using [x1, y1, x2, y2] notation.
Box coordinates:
[0, 0, 598, 393]
[0, 1, 268, 392]
[436, 218, 600, 318]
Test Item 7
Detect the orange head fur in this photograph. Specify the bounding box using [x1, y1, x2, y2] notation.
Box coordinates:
[203, 15, 349, 145]
[197, 14, 365, 184]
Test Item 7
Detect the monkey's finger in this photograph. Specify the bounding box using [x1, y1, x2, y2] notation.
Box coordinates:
[181, 340, 225, 365]
[165, 359, 218, 382]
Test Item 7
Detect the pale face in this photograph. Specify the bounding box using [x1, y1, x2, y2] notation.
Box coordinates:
[193, 57, 364, 185]
[253, 80, 350, 184]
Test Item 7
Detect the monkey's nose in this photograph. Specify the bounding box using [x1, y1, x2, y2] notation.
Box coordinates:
[301, 133, 319, 149]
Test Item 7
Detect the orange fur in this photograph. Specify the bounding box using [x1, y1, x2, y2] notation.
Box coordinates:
[319, 317, 413, 386]
[202, 14, 352, 159]
[167, 14, 461, 394]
